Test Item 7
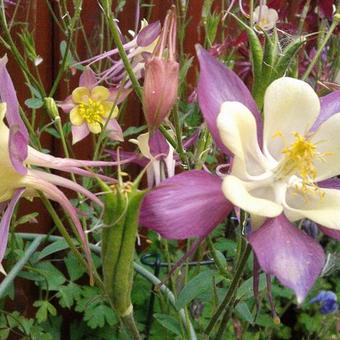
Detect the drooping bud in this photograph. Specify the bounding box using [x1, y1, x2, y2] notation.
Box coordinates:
[143, 6, 179, 132]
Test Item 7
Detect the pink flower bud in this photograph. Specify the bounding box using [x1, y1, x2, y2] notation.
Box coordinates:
[143, 6, 179, 131]
[143, 58, 179, 130]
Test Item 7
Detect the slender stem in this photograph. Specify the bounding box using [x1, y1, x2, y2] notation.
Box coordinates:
[159, 125, 178, 149]
[302, 14, 339, 80]
[0, 236, 44, 298]
[101, 1, 143, 101]
[121, 313, 141, 340]
[204, 244, 252, 335]
[172, 106, 190, 167]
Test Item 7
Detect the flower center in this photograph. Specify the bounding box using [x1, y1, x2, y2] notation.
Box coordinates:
[78, 99, 105, 125]
[274, 132, 326, 195]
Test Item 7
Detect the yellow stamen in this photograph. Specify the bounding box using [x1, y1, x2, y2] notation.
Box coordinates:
[275, 132, 329, 196]
[77, 98, 106, 125]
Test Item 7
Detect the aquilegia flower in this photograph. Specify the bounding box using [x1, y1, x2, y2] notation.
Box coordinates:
[59, 68, 124, 144]
[253, 1, 278, 31]
[310, 291, 339, 314]
[0, 56, 124, 274]
[140, 46, 340, 303]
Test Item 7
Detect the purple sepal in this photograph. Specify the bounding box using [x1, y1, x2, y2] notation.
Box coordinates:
[311, 91, 340, 131]
[72, 123, 90, 145]
[105, 119, 124, 142]
[79, 67, 96, 88]
[107, 149, 148, 167]
[0, 56, 28, 141]
[9, 125, 28, 175]
[137, 21, 161, 47]
[0, 189, 24, 265]
[319, 226, 340, 241]
[0, 56, 29, 172]
[248, 214, 325, 303]
[140, 170, 232, 239]
[196, 45, 262, 155]
[148, 129, 169, 157]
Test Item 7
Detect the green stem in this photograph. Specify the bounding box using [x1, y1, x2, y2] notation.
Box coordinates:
[172, 106, 189, 167]
[204, 244, 252, 335]
[302, 14, 339, 80]
[101, 0, 143, 101]
[0, 235, 44, 298]
[121, 312, 141, 340]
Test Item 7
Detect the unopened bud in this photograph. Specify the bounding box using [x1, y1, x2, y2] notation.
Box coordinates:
[143, 58, 179, 130]
[143, 6, 179, 131]
[44, 97, 60, 120]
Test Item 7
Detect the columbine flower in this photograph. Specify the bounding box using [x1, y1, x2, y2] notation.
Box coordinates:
[59, 68, 124, 144]
[0, 56, 125, 275]
[310, 291, 339, 314]
[253, 2, 278, 31]
[77, 20, 160, 86]
[140, 46, 340, 303]
[130, 131, 176, 188]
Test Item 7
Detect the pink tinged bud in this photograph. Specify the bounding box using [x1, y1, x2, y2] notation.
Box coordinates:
[143, 6, 179, 131]
[137, 21, 161, 47]
[143, 58, 179, 130]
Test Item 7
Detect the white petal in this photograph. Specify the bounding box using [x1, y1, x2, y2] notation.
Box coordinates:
[284, 187, 340, 230]
[263, 77, 320, 161]
[222, 175, 282, 217]
[310, 112, 340, 181]
[217, 102, 268, 178]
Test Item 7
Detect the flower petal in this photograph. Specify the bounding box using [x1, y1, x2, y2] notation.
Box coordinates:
[88, 122, 102, 134]
[263, 77, 320, 161]
[284, 186, 340, 230]
[140, 170, 232, 239]
[79, 68, 97, 88]
[196, 45, 262, 155]
[249, 214, 325, 303]
[222, 175, 282, 217]
[105, 119, 124, 141]
[72, 87, 90, 104]
[310, 112, 340, 181]
[0, 189, 24, 266]
[217, 102, 268, 178]
[102, 102, 118, 118]
[71, 123, 90, 144]
[91, 86, 110, 101]
[70, 107, 85, 126]
[137, 21, 161, 47]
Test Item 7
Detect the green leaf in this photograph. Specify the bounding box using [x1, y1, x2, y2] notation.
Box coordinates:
[235, 302, 254, 323]
[64, 251, 86, 281]
[84, 304, 118, 329]
[56, 283, 81, 309]
[25, 98, 44, 109]
[34, 261, 66, 290]
[45, 127, 60, 139]
[236, 273, 266, 300]
[37, 239, 69, 261]
[176, 270, 217, 310]
[15, 212, 39, 226]
[153, 313, 181, 336]
[123, 125, 147, 138]
[33, 300, 57, 323]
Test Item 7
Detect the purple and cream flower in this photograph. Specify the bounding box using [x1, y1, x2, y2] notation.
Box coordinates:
[140, 46, 340, 303]
[0, 56, 125, 275]
[59, 68, 124, 144]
